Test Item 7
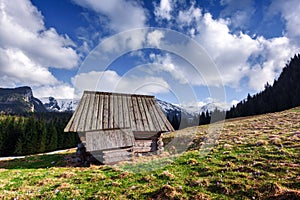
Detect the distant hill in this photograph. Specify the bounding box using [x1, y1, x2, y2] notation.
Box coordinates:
[0, 86, 46, 114]
[227, 54, 300, 118]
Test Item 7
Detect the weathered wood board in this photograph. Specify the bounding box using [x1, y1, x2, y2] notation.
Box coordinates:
[86, 128, 134, 151]
[90, 147, 133, 164]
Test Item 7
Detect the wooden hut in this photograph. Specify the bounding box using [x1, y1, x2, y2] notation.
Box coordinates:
[64, 91, 174, 164]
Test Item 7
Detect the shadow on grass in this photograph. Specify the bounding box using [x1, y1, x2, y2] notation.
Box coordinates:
[0, 152, 101, 169]
[0, 154, 71, 169]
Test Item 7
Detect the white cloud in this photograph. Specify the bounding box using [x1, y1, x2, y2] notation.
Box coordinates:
[248, 36, 297, 91]
[177, 4, 201, 28]
[72, 70, 120, 95]
[33, 84, 75, 99]
[0, 0, 79, 88]
[220, 0, 255, 29]
[100, 29, 147, 54]
[0, 48, 58, 86]
[195, 13, 260, 87]
[0, 0, 79, 69]
[71, 70, 170, 98]
[269, 0, 300, 45]
[72, 0, 147, 32]
[148, 53, 190, 84]
[154, 0, 173, 21]
[190, 12, 298, 92]
[118, 75, 170, 95]
[147, 30, 164, 47]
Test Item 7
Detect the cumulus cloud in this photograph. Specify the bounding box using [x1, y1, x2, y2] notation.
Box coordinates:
[187, 11, 297, 92]
[72, 0, 147, 32]
[0, 0, 79, 88]
[269, 0, 300, 45]
[0, 48, 58, 87]
[71, 70, 170, 98]
[33, 84, 75, 99]
[177, 3, 201, 29]
[195, 13, 260, 87]
[220, 0, 255, 29]
[248, 36, 297, 91]
[148, 53, 192, 85]
[147, 30, 164, 47]
[0, 0, 78, 69]
[154, 0, 173, 21]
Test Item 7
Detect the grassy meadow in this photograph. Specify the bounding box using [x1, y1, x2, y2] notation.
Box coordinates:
[0, 107, 299, 199]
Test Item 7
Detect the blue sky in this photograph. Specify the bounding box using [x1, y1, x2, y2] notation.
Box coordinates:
[0, 0, 299, 107]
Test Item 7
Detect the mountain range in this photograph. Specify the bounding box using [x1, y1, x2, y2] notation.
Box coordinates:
[40, 96, 227, 117]
[0, 86, 228, 121]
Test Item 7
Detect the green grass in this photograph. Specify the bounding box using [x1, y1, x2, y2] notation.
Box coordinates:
[0, 107, 300, 199]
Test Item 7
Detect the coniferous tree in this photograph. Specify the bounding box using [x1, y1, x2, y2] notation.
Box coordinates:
[38, 120, 47, 153]
[48, 123, 58, 151]
[26, 116, 38, 154]
[171, 115, 180, 130]
[199, 112, 206, 125]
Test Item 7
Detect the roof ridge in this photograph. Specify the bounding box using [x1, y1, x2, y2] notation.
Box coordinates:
[83, 90, 155, 98]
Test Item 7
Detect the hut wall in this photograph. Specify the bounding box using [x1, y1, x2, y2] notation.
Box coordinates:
[91, 148, 133, 164]
[86, 128, 134, 152]
[133, 134, 160, 153]
[133, 131, 158, 139]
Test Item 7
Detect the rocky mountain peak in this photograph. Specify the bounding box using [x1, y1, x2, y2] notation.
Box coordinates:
[0, 86, 46, 114]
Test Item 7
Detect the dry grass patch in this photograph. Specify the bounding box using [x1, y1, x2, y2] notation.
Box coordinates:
[58, 171, 76, 179]
[255, 140, 268, 146]
[149, 184, 182, 200]
[37, 178, 57, 186]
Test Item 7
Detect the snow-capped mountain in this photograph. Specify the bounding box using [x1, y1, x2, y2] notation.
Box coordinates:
[40, 96, 228, 118]
[199, 102, 228, 113]
[156, 98, 194, 120]
[177, 99, 229, 115]
[40, 97, 79, 112]
[156, 98, 182, 114]
[40, 96, 194, 119]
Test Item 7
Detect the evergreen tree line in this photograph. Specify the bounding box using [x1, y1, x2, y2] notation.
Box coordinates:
[226, 54, 300, 118]
[0, 113, 79, 156]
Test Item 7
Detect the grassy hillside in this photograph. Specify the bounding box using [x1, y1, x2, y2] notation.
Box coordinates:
[0, 108, 299, 199]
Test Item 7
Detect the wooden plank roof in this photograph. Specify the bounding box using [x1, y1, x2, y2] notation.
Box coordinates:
[64, 91, 174, 133]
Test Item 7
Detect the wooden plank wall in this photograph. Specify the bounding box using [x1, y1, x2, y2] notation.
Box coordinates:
[86, 128, 135, 151]
[91, 148, 133, 164]
[64, 91, 174, 133]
